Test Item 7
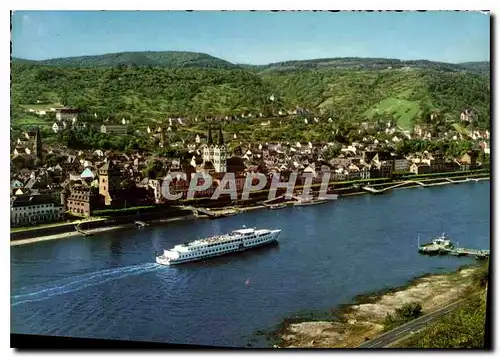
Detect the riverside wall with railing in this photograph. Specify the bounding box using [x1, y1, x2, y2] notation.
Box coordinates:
[10, 169, 489, 241]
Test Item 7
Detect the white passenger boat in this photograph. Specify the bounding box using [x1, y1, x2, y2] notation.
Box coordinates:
[155, 226, 282, 265]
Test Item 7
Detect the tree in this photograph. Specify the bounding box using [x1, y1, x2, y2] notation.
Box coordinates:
[322, 143, 342, 161]
[384, 302, 423, 331]
[141, 159, 166, 179]
[396, 302, 423, 320]
[472, 261, 489, 288]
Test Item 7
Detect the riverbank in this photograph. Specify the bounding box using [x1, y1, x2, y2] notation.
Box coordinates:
[272, 265, 482, 348]
[10, 175, 489, 246]
[10, 215, 197, 246]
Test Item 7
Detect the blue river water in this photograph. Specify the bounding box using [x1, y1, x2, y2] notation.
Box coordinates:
[11, 181, 490, 347]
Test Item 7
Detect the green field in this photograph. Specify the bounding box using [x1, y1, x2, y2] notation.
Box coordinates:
[365, 97, 420, 130]
[12, 115, 53, 130]
[19, 103, 63, 111]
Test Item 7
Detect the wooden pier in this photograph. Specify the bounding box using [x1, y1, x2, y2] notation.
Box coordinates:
[419, 246, 490, 259]
[450, 247, 490, 258]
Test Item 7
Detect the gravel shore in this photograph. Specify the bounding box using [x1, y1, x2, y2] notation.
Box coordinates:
[275, 266, 479, 348]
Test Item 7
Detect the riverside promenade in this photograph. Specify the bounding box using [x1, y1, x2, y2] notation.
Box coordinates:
[10, 170, 490, 246]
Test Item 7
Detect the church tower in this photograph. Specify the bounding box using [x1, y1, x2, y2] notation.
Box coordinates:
[214, 125, 227, 172]
[99, 160, 121, 206]
[207, 125, 214, 145]
[34, 126, 43, 160]
[218, 126, 224, 146]
[201, 125, 227, 173]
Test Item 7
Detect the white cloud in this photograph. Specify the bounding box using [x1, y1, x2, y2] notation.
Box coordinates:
[17, 13, 49, 37]
[36, 24, 48, 37]
[21, 14, 32, 26]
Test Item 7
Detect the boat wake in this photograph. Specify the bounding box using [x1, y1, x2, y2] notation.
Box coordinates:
[11, 263, 161, 307]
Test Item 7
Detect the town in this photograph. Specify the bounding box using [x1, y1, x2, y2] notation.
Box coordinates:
[9, 10, 491, 351]
[10, 105, 490, 228]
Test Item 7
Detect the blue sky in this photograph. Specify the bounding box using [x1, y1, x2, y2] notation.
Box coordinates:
[11, 11, 490, 64]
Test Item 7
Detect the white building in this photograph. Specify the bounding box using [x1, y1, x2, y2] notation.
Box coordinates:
[100, 124, 128, 136]
[56, 108, 80, 122]
[201, 126, 227, 173]
[11, 195, 64, 227]
[52, 122, 60, 133]
[460, 108, 478, 123]
[393, 157, 410, 172]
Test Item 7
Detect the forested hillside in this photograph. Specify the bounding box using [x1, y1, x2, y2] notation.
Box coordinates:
[10, 55, 491, 135]
[11, 65, 275, 120]
[246, 58, 490, 75]
[262, 68, 490, 129]
[13, 51, 489, 75]
[12, 51, 238, 69]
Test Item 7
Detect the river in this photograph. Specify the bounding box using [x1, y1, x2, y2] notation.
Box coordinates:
[11, 181, 490, 347]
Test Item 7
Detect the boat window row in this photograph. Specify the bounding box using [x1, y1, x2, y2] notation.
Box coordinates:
[246, 235, 264, 239]
[180, 245, 239, 257]
[252, 236, 268, 244]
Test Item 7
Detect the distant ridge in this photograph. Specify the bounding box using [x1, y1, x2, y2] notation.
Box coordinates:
[12, 51, 239, 70]
[12, 51, 490, 75]
[242, 57, 490, 75]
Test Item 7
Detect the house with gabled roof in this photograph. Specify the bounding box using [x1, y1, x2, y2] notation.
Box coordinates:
[80, 168, 95, 180]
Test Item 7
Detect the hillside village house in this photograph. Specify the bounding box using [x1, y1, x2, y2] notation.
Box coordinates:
[410, 163, 431, 175]
[27, 109, 47, 116]
[100, 124, 128, 136]
[479, 141, 490, 155]
[137, 179, 163, 204]
[11, 194, 64, 227]
[460, 108, 478, 123]
[74, 122, 87, 131]
[10, 180, 24, 195]
[459, 151, 479, 171]
[52, 122, 61, 133]
[392, 155, 410, 172]
[56, 108, 80, 122]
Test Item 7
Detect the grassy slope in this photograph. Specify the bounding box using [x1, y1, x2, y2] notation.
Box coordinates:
[365, 98, 419, 130]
